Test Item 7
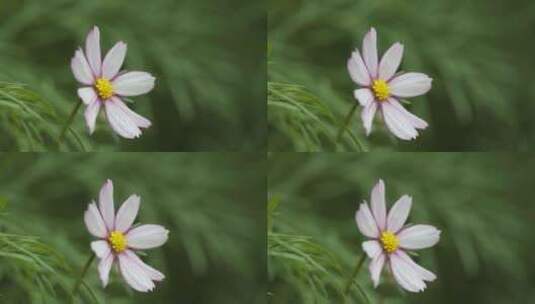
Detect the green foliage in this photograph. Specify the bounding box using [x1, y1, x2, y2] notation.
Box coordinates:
[0, 153, 264, 303]
[0, 0, 264, 151]
[268, 153, 535, 303]
[268, 0, 535, 151]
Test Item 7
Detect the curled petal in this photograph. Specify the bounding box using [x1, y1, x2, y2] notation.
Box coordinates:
[111, 96, 151, 128]
[389, 73, 432, 98]
[390, 252, 426, 292]
[104, 98, 143, 139]
[126, 224, 169, 249]
[347, 51, 371, 86]
[71, 49, 95, 85]
[118, 253, 155, 292]
[355, 202, 379, 238]
[396, 250, 436, 282]
[113, 72, 156, 96]
[398, 225, 441, 250]
[115, 195, 141, 233]
[381, 101, 418, 140]
[388, 98, 428, 130]
[387, 195, 412, 233]
[125, 250, 165, 281]
[370, 179, 386, 231]
[84, 202, 107, 238]
[102, 41, 127, 79]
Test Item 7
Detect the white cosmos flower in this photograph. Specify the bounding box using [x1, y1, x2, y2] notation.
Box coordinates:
[84, 180, 169, 292]
[348, 28, 432, 140]
[355, 179, 440, 292]
[71, 26, 155, 139]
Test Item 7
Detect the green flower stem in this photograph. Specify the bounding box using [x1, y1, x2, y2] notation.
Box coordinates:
[70, 253, 95, 303]
[335, 103, 358, 145]
[57, 100, 83, 149]
[343, 252, 366, 296]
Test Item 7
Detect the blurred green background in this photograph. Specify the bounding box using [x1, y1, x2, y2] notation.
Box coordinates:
[268, 153, 535, 303]
[268, 0, 535, 151]
[0, 0, 265, 151]
[0, 153, 265, 304]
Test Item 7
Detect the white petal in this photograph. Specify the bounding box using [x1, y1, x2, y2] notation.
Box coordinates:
[118, 253, 155, 292]
[369, 253, 385, 288]
[396, 250, 436, 282]
[398, 225, 441, 250]
[378, 43, 404, 81]
[390, 252, 426, 292]
[347, 50, 371, 86]
[389, 73, 432, 98]
[78, 87, 98, 105]
[381, 101, 418, 140]
[126, 224, 169, 249]
[115, 195, 141, 233]
[104, 98, 143, 139]
[124, 250, 165, 281]
[98, 253, 114, 287]
[355, 202, 379, 238]
[386, 195, 412, 233]
[362, 240, 382, 258]
[111, 96, 151, 128]
[84, 202, 107, 238]
[353, 89, 374, 107]
[99, 179, 115, 231]
[71, 49, 95, 85]
[388, 98, 428, 130]
[362, 28, 378, 78]
[102, 41, 127, 79]
[361, 102, 377, 136]
[91, 240, 111, 259]
[113, 72, 156, 96]
[85, 26, 102, 77]
[85, 100, 101, 135]
[370, 179, 386, 231]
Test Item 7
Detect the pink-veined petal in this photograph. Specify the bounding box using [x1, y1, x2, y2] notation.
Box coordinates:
[104, 98, 142, 139]
[362, 240, 382, 258]
[99, 179, 115, 232]
[84, 202, 107, 238]
[388, 98, 428, 130]
[111, 96, 151, 128]
[91, 240, 111, 259]
[347, 50, 371, 86]
[370, 179, 386, 231]
[115, 195, 141, 233]
[379, 43, 404, 81]
[390, 252, 426, 292]
[381, 101, 418, 140]
[78, 87, 98, 105]
[389, 73, 432, 98]
[369, 253, 385, 288]
[387, 195, 412, 233]
[102, 41, 127, 79]
[71, 49, 95, 85]
[355, 202, 379, 238]
[113, 71, 156, 96]
[85, 26, 102, 77]
[118, 253, 155, 292]
[396, 250, 436, 282]
[361, 102, 377, 136]
[85, 100, 101, 135]
[126, 224, 169, 250]
[353, 88, 374, 107]
[362, 28, 378, 78]
[98, 253, 115, 287]
[124, 250, 165, 281]
[398, 225, 441, 250]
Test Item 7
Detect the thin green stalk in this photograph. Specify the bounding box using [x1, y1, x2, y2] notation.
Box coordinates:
[70, 253, 95, 303]
[343, 252, 366, 296]
[335, 103, 358, 145]
[57, 100, 83, 149]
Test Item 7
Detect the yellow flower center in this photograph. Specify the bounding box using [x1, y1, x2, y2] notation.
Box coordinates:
[95, 78, 114, 100]
[108, 231, 127, 253]
[380, 231, 399, 254]
[372, 79, 390, 101]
